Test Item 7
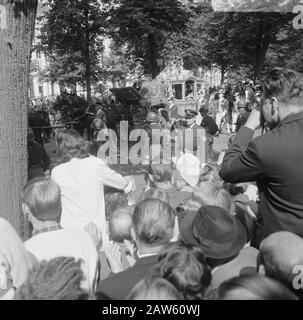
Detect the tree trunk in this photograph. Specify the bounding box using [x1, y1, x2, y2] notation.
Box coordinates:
[84, 1, 92, 104]
[0, 0, 38, 237]
[70, 82, 77, 95]
[254, 31, 271, 80]
[85, 58, 92, 103]
[148, 33, 158, 78]
[220, 67, 225, 84]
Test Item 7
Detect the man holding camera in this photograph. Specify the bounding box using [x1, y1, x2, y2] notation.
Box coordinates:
[220, 68, 303, 242]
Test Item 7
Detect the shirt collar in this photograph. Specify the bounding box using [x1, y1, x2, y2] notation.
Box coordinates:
[137, 252, 158, 259]
[135, 254, 160, 265]
[32, 223, 62, 237]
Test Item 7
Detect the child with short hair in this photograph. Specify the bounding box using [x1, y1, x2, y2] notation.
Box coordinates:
[22, 177, 99, 294]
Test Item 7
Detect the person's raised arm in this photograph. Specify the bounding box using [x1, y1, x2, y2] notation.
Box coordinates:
[219, 108, 264, 183]
[97, 161, 135, 194]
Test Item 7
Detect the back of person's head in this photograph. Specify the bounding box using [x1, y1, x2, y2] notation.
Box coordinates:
[22, 177, 62, 222]
[141, 188, 169, 204]
[15, 257, 89, 300]
[262, 68, 303, 107]
[178, 194, 202, 214]
[127, 276, 182, 300]
[198, 163, 223, 187]
[133, 199, 175, 247]
[92, 118, 106, 131]
[149, 164, 172, 184]
[56, 129, 89, 161]
[217, 274, 298, 300]
[104, 189, 128, 220]
[194, 182, 235, 215]
[259, 231, 303, 298]
[96, 109, 107, 121]
[108, 207, 133, 243]
[153, 243, 212, 300]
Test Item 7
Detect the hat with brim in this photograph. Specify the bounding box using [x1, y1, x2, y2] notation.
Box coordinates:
[180, 205, 247, 260]
[185, 109, 198, 119]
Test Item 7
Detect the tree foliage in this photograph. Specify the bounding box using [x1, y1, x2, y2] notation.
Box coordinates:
[162, 1, 301, 80]
[103, 0, 190, 77]
[220, 11, 298, 78]
[161, 0, 213, 70]
[38, 0, 104, 101]
[100, 41, 133, 85]
[41, 52, 86, 86]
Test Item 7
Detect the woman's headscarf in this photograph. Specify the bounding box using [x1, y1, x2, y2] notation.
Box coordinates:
[0, 218, 37, 293]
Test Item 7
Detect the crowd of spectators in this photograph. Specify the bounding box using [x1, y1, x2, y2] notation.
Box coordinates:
[1, 67, 303, 300]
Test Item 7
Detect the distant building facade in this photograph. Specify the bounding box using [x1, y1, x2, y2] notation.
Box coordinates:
[29, 49, 61, 106]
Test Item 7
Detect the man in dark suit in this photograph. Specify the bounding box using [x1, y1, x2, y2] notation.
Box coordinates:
[96, 199, 176, 300]
[220, 68, 303, 241]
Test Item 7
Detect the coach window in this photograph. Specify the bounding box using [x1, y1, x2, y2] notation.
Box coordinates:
[172, 83, 183, 100]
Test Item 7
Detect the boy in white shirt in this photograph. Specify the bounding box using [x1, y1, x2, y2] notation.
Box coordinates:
[22, 177, 99, 294]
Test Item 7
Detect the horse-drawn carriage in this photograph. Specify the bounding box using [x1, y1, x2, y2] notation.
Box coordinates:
[29, 88, 146, 142]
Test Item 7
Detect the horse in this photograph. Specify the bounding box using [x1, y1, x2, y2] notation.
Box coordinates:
[51, 92, 88, 137]
[50, 92, 136, 142]
[28, 110, 51, 144]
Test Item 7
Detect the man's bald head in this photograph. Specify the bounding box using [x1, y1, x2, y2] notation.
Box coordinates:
[259, 232, 303, 288]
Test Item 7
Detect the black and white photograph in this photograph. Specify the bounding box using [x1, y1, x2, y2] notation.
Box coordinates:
[1, 0, 303, 307]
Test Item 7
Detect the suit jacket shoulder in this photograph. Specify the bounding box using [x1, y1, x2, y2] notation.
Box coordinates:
[96, 255, 159, 300]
